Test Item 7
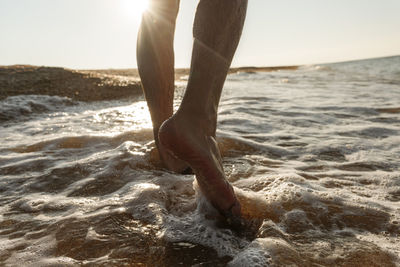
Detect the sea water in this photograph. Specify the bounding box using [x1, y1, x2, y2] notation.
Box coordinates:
[1, 56, 399, 266]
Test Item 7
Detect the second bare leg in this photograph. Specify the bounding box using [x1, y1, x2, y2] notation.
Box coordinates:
[137, 0, 188, 173]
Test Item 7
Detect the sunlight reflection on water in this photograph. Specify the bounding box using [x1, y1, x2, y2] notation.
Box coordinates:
[93, 100, 152, 133]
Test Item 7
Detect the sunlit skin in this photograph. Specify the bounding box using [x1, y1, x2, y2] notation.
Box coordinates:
[137, 0, 248, 227]
[137, 0, 188, 173]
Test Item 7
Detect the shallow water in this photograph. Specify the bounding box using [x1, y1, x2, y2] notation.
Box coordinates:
[1, 56, 399, 266]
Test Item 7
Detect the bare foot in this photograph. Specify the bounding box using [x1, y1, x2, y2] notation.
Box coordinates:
[153, 128, 191, 174]
[157, 141, 192, 174]
[158, 112, 242, 225]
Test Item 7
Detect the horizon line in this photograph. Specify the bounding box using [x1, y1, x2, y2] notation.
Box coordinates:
[2, 54, 398, 71]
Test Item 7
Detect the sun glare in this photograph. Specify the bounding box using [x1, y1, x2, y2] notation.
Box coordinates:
[121, 0, 149, 20]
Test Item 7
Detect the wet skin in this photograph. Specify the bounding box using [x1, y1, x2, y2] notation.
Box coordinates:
[137, 0, 248, 223]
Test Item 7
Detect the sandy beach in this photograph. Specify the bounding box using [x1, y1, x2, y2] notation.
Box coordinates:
[0, 65, 298, 101]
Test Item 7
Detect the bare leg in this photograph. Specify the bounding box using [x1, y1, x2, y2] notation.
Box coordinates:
[159, 0, 248, 225]
[137, 0, 188, 173]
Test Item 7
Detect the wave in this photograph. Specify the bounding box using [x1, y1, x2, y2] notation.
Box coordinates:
[0, 95, 75, 123]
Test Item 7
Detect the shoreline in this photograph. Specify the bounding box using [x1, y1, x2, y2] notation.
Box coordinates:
[0, 65, 298, 102]
[86, 65, 299, 81]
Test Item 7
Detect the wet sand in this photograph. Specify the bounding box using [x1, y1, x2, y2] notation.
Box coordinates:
[0, 65, 142, 102]
[0, 65, 298, 101]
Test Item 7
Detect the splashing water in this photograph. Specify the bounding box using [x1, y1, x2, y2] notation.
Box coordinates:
[1, 56, 399, 266]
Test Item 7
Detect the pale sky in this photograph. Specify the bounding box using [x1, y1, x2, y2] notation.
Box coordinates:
[1, 0, 399, 69]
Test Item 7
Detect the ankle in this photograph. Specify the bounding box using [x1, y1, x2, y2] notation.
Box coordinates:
[174, 108, 217, 136]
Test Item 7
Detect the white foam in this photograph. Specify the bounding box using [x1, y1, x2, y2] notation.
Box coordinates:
[228, 239, 272, 267]
[162, 179, 248, 257]
[4, 235, 60, 266]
